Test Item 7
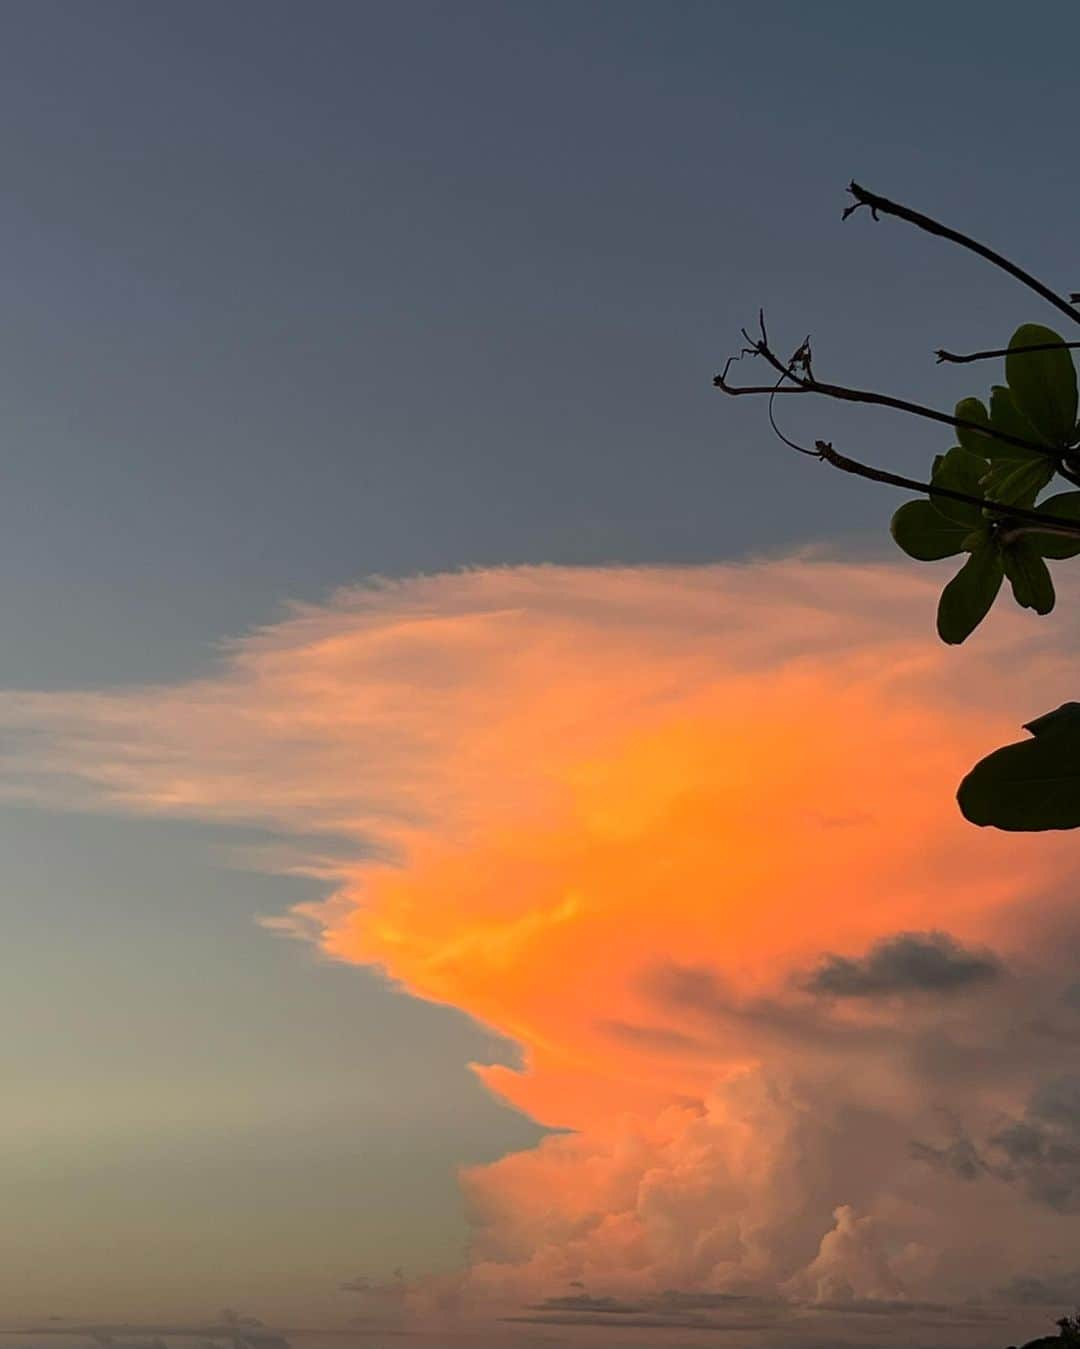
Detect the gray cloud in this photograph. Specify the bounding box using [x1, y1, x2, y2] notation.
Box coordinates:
[997, 1271, 1080, 1305]
[640, 961, 895, 1050]
[911, 1074, 1080, 1214]
[339, 1272, 407, 1297]
[502, 1311, 781, 1329]
[1030, 1075, 1080, 1130]
[991, 1075, 1080, 1211]
[505, 1287, 787, 1332]
[802, 932, 1002, 999]
[523, 1294, 643, 1314]
[908, 1136, 989, 1182]
[654, 1290, 764, 1310]
[639, 958, 995, 1072]
[504, 1288, 1004, 1337]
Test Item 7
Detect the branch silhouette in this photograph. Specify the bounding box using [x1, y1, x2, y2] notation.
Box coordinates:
[844, 181, 1080, 327]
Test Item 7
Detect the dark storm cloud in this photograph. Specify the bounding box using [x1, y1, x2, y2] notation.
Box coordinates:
[908, 1136, 989, 1182]
[638, 958, 982, 1063]
[992, 1078, 1080, 1212]
[802, 932, 1002, 998]
[638, 961, 891, 1047]
[912, 1074, 1080, 1213]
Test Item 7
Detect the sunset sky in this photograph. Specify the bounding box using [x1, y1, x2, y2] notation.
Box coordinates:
[5, 4, 1080, 1347]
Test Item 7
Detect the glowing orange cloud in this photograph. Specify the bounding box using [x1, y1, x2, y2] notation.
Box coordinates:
[4, 558, 1080, 1308]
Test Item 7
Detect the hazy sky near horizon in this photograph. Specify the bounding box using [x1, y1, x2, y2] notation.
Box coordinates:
[6, 1, 1080, 1338]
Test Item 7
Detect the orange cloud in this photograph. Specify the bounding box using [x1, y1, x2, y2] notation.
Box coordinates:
[5, 559, 1080, 1313]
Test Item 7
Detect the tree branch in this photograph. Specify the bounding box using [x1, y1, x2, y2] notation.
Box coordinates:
[812, 441, 1080, 537]
[844, 182, 1080, 328]
[936, 340, 1080, 366]
[716, 325, 1068, 458]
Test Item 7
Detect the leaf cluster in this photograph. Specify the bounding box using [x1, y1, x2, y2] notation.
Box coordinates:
[891, 325, 1080, 643]
[887, 325, 1080, 829]
[715, 184, 1080, 834]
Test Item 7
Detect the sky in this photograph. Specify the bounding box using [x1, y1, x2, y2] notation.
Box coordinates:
[5, 2, 1080, 1345]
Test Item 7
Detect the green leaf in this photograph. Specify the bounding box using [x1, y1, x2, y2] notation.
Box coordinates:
[989, 384, 1045, 455]
[958, 701, 1080, 830]
[1005, 324, 1078, 447]
[936, 543, 1003, 644]
[928, 446, 987, 525]
[954, 397, 993, 458]
[981, 455, 1055, 507]
[1024, 490, 1080, 559]
[1003, 539, 1055, 614]
[890, 500, 972, 560]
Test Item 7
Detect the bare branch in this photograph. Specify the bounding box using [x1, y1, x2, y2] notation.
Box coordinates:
[717, 327, 1067, 459]
[812, 441, 1080, 538]
[844, 182, 1080, 328]
[719, 339, 1080, 538]
[714, 351, 807, 395]
[936, 340, 1080, 366]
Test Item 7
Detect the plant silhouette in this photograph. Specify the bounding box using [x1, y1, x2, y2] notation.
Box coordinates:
[716, 182, 1080, 832]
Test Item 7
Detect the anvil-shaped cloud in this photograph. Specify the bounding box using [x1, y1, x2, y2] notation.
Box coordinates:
[5, 559, 1080, 1327]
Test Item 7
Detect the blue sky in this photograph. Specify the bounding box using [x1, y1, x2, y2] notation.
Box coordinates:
[4, 0, 1080, 1328]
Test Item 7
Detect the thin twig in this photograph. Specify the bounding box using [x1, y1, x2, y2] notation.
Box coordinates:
[936, 340, 1080, 366]
[844, 182, 1080, 328]
[767, 375, 814, 457]
[714, 351, 806, 393]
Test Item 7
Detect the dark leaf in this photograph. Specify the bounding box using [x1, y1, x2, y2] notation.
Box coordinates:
[890, 500, 972, 561]
[954, 397, 994, 458]
[1024, 491, 1080, 559]
[958, 702, 1080, 830]
[1005, 324, 1078, 447]
[928, 446, 987, 525]
[989, 384, 1046, 455]
[1003, 539, 1055, 614]
[981, 455, 1055, 507]
[936, 543, 1003, 644]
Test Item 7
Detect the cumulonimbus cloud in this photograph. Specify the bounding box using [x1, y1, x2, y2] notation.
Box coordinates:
[3, 558, 1080, 1331]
